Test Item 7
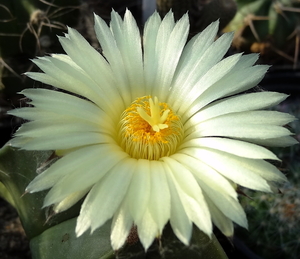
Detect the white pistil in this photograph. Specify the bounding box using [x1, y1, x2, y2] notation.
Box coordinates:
[136, 97, 170, 132]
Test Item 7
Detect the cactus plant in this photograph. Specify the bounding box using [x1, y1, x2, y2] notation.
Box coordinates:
[156, 0, 237, 35]
[239, 182, 300, 259]
[0, 0, 80, 98]
[237, 96, 300, 259]
[225, 0, 300, 67]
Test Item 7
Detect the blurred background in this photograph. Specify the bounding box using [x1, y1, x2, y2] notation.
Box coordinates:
[0, 0, 299, 258]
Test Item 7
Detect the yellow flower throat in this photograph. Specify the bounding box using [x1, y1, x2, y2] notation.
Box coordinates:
[119, 96, 183, 160]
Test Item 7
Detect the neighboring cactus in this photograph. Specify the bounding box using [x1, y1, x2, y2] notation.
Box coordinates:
[225, 0, 300, 66]
[237, 97, 300, 259]
[156, 0, 237, 35]
[239, 182, 300, 259]
[0, 0, 80, 98]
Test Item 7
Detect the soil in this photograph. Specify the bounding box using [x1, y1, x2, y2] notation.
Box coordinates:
[0, 198, 31, 259]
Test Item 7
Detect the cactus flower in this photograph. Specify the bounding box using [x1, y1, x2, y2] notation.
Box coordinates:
[9, 10, 296, 250]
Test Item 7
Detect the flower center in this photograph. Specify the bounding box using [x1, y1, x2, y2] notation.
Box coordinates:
[119, 96, 183, 160]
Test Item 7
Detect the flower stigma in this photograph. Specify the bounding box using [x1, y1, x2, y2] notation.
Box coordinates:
[119, 96, 183, 160]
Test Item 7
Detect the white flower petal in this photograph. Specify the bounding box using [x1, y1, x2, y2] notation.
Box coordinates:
[77, 158, 135, 234]
[162, 157, 212, 237]
[154, 13, 190, 100]
[110, 203, 133, 250]
[25, 145, 123, 193]
[177, 52, 241, 117]
[43, 145, 128, 207]
[180, 137, 279, 160]
[137, 209, 158, 250]
[29, 57, 117, 114]
[170, 31, 234, 112]
[186, 111, 295, 141]
[14, 119, 101, 138]
[204, 195, 235, 236]
[53, 188, 89, 213]
[242, 136, 298, 147]
[180, 148, 286, 191]
[168, 154, 237, 200]
[200, 183, 247, 228]
[125, 159, 151, 223]
[110, 10, 145, 100]
[185, 91, 289, 129]
[11, 132, 112, 151]
[94, 13, 131, 106]
[164, 164, 192, 245]
[57, 28, 123, 108]
[19, 89, 106, 123]
[183, 65, 269, 118]
[171, 20, 219, 89]
[168, 153, 247, 227]
[236, 53, 259, 68]
[148, 161, 170, 233]
[8, 107, 57, 121]
[143, 11, 162, 93]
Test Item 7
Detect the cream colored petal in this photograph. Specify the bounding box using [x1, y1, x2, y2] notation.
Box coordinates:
[162, 157, 212, 237]
[8, 107, 58, 121]
[186, 111, 294, 141]
[25, 144, 122, 193]
[242, 136, 298, 147]
[199, 181, 247, 228]
[178, 53, 242, 117]
[125, 159, 151, 223]
[48, 55, 123, 117]
[53, 187, 90, 213]
[211, 111, 295, 125]
[43, 144, 128, 207]
[120, 10, 145, 96]
[154, 13, 189, 100]
[235, 53, 259, 68]
[136, 209, 158, 250]
[164, 163, 192, 245]
[18, 89, 108, 124]
[57, 28, 123, 108]
[204, 195, 235, 237]
[148, 161, 170, 233]
[182, 65, 269, 120]
[94, 13, 131, 106]
[171, 20, 219, 90]
[14, 119, 102, 138]
[143, 11, 162, 94]
[179, 137, 279, 160]
[184, 92, 288, 130]
[25, 72, 63, 90]
[180, 148, 286, 191]
[110, 202, 133, 250]
[76, 158, 135, 234]
[144, 11, 175, 94]
[11, 132, 112, 151]
[170, 153, 247, 227]
[170, 32, 235, 112]
[28, 57, 117, 114]
[110, 10, 145, 99]
[168, 154, 237, 199]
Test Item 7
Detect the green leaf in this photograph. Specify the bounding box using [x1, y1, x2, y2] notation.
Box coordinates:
[0, 144, 80, 239]
[30, 218, 114, 259]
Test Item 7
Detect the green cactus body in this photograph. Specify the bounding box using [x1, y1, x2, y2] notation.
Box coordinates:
[225, 0, 300, 64]
[239, 183, 300, 259]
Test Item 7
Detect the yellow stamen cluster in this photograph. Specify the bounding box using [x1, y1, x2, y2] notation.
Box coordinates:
[119, 96, 183, 160]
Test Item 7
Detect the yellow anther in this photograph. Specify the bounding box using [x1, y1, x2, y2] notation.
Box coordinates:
[118, 96, 183, 160]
